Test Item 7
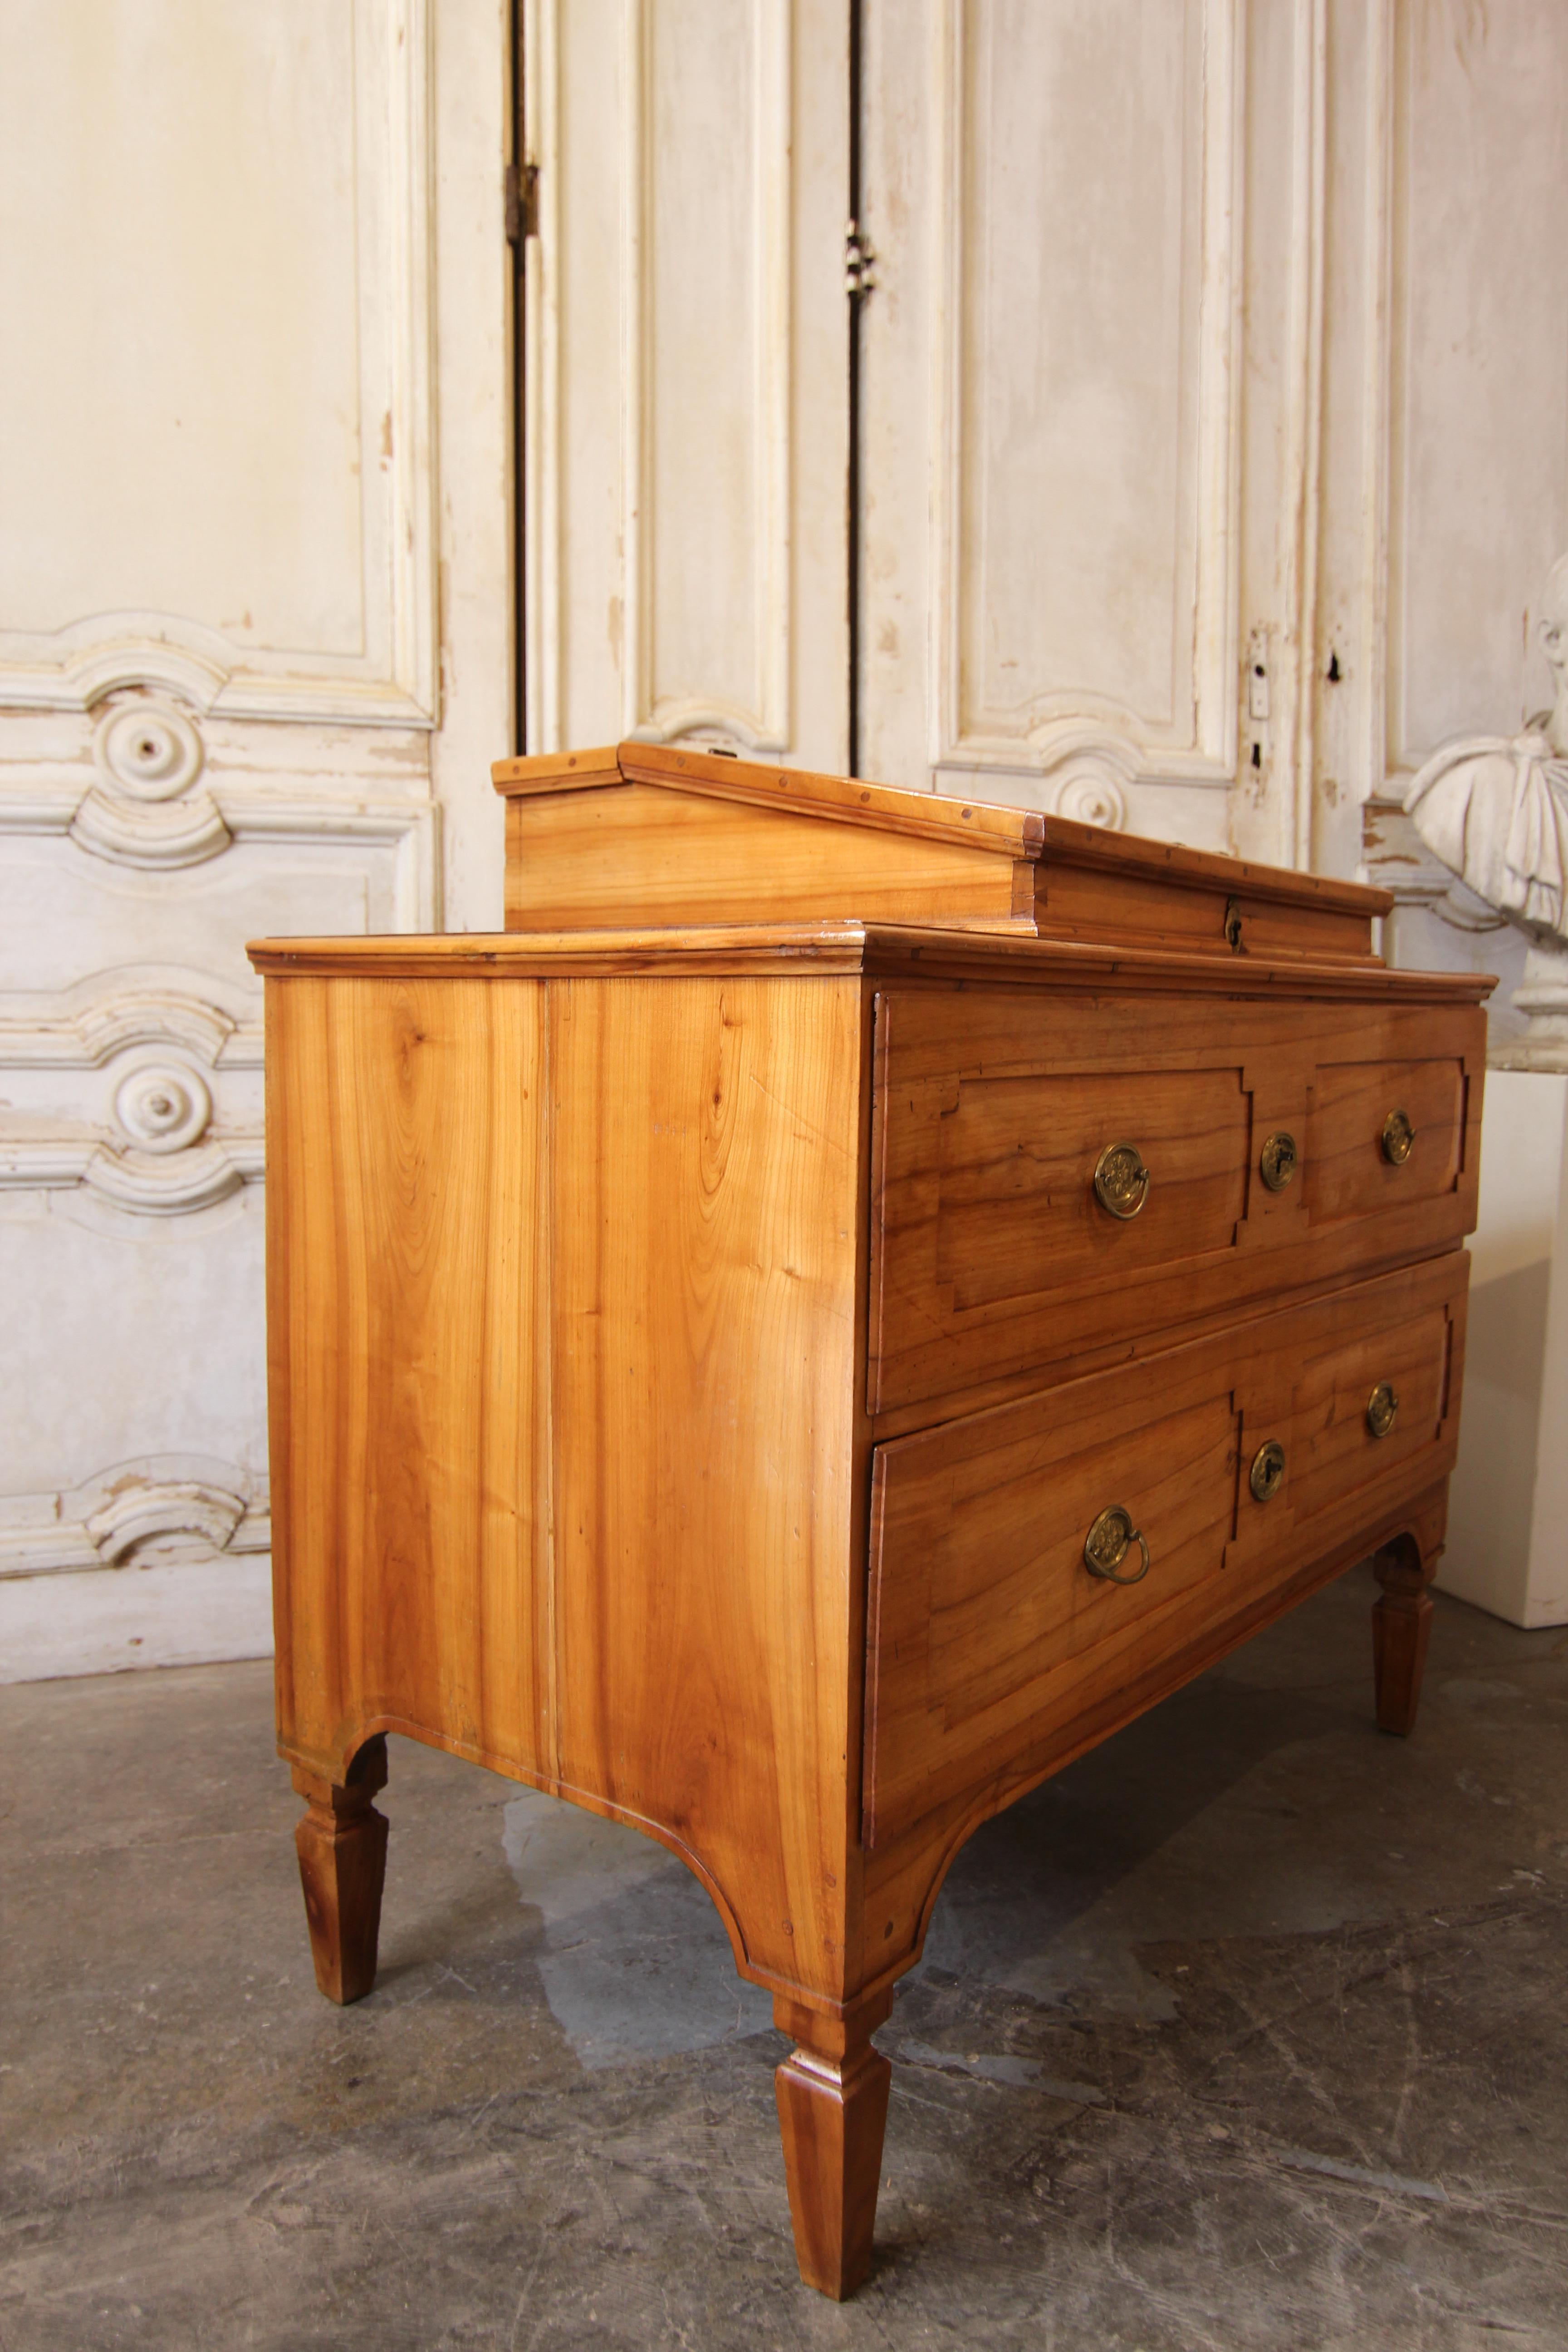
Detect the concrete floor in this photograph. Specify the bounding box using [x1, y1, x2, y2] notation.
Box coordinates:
[4, 1567, 1568, 2352]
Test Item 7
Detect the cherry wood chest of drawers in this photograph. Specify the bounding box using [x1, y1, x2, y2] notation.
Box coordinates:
[251, 748, 1490, 2298]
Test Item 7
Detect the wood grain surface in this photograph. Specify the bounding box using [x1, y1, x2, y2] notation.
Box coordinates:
[265, 962, 874, 2009]
[862, 1253, 1465, 1849]
[492, 739, 1045, 857]
[504, 784, 1034, 934]
[254, 789, 1490, 2300]
[265, 975, 552, 1786]
[868, 984, 1485, 1414]
[249, 921, 1492, 1003]
[544, 973, 869, 1997]
[488, 741, 1392, 960]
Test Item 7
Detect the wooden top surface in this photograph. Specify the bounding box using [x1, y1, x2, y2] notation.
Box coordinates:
[489, 741, 1394, 920]
[248, 921, 1492, 1002]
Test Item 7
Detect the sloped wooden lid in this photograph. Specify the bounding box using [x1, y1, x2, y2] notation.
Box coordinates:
[490, 741, 1390, 917]
[492, 741, 1044, 859]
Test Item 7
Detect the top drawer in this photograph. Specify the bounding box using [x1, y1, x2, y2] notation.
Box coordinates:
[868, 985, 1484, 1414]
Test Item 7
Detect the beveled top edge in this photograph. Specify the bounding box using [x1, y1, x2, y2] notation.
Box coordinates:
[248, 922, 875, 978]
[857, 925, 1491, 1002]
[490, 744, 624, 794]
[247, 921, 1494, 1002]
[491, 741, 1044, 857]
[1035, 810, 1394, 917]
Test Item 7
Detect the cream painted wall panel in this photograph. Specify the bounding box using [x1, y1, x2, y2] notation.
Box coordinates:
[529, 0, 848, 768]
[0, 845, 377, 989]
[0, 0, 513, 1676]
[427, 0, 513, 931]
[1228, 0, 1324, 873]
[0, 1557, 274, 1684]
[1305, 0, 1385, 880]
[1387, 3, 1568, 765]
[955, 0, 1202, 740]
[0, 1192, 266, 1505]
[861, 0, 1248, 844]
[533, 0, 626, 749]
[856, 0, 938, 798]
[0, 0, 436, 725]
[643, 1, 788, 740]
[0, 2, 363, 654]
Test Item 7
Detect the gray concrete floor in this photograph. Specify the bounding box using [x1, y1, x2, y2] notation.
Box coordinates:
[4, 1566, 1568, 2352]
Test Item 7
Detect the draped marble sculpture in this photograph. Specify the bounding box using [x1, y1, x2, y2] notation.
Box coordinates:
[1406, 556, 1568, 1066]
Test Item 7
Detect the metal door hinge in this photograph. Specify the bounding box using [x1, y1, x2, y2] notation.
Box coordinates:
[845, 218, 876, 299]
[506, 161, 540, 246]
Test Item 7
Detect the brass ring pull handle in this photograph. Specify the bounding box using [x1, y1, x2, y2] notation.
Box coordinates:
[1093, 1141, 1150, 1220]
[1259, 1131, 1298, 1192]
[1382, 1108, 1415, 1165]
[1249, 1438, 1287, 1502]
[1083, 1504, 1152, 1585]
[1367, 1381, 1399, 1439]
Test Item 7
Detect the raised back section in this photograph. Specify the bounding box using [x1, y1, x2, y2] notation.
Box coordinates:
[492, 743, 1389, 965]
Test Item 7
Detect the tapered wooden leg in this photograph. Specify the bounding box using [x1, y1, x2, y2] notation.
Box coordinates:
[773, 1987, 894, 2300]
[291, 1735, 389, 2004]
[1372, 1533, 1435, 1737]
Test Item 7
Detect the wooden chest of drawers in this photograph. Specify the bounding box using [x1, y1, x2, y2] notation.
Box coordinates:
[251, 748, 1490, 2299]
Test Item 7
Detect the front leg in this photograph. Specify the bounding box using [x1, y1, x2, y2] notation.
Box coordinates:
[291, 1735, 389, 2004]
[773, 1985, 894, 2299]
[1372, 1532, 1436, 1737]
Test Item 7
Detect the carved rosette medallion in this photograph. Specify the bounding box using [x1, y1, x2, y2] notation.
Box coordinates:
[112, 1058, 214, 1156]
[73, 694, 231, 868]
[93, 701, 205, 800]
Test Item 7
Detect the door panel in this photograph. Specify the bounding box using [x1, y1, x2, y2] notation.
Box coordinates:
[0, 1, 509, 1676]
[525, 0, 850, 770]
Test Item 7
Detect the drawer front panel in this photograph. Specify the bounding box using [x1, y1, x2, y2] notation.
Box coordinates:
[862, 1255, 1466, 1848]
[1288, 1300, 1450, 1524]
[870, 987, 1484, 1415]
[1307, 1057, 1466, 1225]
[938, 1068, 1248, 1307]
[920, 1391, 1240, 1736]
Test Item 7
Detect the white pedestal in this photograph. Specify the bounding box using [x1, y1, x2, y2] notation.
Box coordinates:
[1436, 1069, 1568, 1626]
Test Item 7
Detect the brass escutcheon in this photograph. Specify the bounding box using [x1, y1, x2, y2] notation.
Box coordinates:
[1093, 1140, 1150, 1220]
[1382, 1108, 1415, 1165]
[1249, 1438, 1287, 1502]
[1367, 1381, 1399, 1439]
[1224, 896, 1244, 952]
[1259, 1131, 1299, 1192]
[1083, 1504, 1152, 1585]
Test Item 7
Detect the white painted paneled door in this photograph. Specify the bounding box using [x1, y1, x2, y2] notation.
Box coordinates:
[521, 0, 852, 769]
[860, 0, 1330, 861]
[0, 1, 513, 1678]
[527, 0, 1413, 877]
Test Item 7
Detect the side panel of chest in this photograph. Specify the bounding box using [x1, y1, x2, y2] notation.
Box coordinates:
[868, 985, 1485, 1415]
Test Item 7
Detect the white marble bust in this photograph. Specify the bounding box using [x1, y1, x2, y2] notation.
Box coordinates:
[1405, 555, 1568, 942]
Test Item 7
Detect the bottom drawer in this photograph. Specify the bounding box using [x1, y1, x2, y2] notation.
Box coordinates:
[862, 1254, 1466, 1848]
